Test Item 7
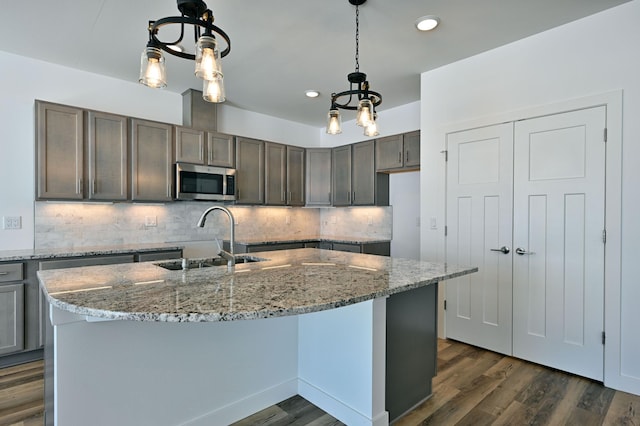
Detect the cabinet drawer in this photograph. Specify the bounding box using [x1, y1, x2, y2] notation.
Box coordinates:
[0, 263, 23, 283]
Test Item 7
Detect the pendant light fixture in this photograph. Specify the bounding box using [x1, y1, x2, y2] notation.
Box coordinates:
[326, 0, 382, 135]
[139, 0, 231, 103]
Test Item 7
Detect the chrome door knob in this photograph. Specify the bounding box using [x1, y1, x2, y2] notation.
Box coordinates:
[490, 246, 510, 254]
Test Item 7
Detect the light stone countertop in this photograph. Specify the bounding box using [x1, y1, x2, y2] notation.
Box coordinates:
[232, 235, 391, 245]
[0, 243, 185, 262]
[37, 248, 477, 323]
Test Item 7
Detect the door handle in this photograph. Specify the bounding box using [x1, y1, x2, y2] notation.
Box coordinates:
[490, 246, 510, 254]
[515, 247, 535, 255]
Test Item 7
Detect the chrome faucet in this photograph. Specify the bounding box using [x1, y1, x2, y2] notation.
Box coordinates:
[196, 206, 235, 269]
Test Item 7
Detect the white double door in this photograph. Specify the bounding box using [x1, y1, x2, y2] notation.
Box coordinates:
[445, 106, 606, 380]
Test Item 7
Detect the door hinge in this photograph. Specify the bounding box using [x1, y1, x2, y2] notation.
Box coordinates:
[604, 128, 608, 143]
[602, 229, 607, 244]
[444, 300, 447, 310]
[441, 150, 448, 162]
[602, 331, 606, 345]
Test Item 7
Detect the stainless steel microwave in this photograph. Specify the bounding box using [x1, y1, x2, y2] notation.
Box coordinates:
[175, 163, 236, 201]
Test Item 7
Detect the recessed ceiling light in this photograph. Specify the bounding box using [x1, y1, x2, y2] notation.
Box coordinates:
[415, 15, 440, 31]
[305, 90, 320, 98]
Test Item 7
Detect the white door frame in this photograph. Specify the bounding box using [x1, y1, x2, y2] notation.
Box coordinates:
[438, 90, 623, 390]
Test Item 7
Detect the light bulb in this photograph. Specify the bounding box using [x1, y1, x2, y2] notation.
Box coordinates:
[356, 98, 374, 127]
[364, 118, 379, 137]
[203, 77, 226, 103]
[139, 47, 166, 88]
[195, 35, 222, 81]
[326, 109, 342, 135]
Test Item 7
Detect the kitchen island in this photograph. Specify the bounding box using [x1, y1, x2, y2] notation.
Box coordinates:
[38, 249, 476, 425]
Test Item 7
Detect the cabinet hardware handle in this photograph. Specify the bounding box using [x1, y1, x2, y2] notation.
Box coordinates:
[398, 152, 402, 164]
[353, 191, 356, 203]
[289, 191, 292, 203]
[78, 178, 83, 195]
[348, 191, 351, 202]
[0, 272, 9, 276]
[406, 151, 409, 163]
[92, 179, 96, 194]
[490, 246, 510, 254]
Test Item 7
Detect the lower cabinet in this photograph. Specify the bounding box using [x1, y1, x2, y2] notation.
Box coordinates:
[231, 241, 390, 256]
[0, 282, 24, 356]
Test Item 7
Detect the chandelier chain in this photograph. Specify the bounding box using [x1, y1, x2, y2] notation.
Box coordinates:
[355, 4, 360, 72]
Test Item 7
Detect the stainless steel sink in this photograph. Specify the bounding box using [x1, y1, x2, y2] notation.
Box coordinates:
[155, 256, 265, 271]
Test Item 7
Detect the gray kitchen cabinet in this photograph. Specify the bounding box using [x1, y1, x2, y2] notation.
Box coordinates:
[233, 242, 306, 253]
[0, 263, 24, 356]
[135, 250, 183, 262]
[376, 131, 420, 172]
[287, 146, 305, 206]
[236, 137, 265, 204]
[332, 145, 352, 206]
[306, 148, 332, 206]
[331, 242, 361, 253]
[331, 241, 391, 256]
[87, 111, 128, 200]
[175, 126, 205, 164]
[265, 142, 287, 205]
[207, 132, 235, 168]
[130, 118, 174, 202]
[333, 141, 388, 206]
[36, 101, 84, 200]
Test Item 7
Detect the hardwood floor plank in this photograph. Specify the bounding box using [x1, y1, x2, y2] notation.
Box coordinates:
[230, 405, 289, 426]
[394, 383, 460, 425]
[578, 380, 616, 415]
[603, 390, 640, 426]
[545, 375, 591, 425]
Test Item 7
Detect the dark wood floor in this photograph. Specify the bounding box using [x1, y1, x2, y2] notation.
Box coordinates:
[2, 339, 640, 425]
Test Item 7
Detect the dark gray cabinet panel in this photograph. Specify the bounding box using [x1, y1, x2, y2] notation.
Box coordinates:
[130, 119, 173, 202]
[207, 132, 235, 168]
[332, 145, 352, 206]
[403, 130, 420, 168]
[36, 101, 84, 200]
[135, 250, 183, 262]
[286, 146, 305, 206]
[352, 140, 376, 205]
[0, 263, 25, 356]
[87, 111, 128, 201]
[265, 142, 287, 205]
[376, 130, 420, 172]
[236, 137, 265, 204]
[306, 148, 332, 206]
[175, 126, 205, 164]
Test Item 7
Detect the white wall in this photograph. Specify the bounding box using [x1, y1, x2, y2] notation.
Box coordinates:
[389, 172, 420, 260]
[0, 51, 319, 251]
[419, 0, 640, 394]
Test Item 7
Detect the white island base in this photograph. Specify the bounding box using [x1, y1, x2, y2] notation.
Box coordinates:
[47, 298, 389, 426]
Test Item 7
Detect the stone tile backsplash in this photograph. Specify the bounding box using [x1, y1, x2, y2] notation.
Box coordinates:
[34, 202, 392, 249]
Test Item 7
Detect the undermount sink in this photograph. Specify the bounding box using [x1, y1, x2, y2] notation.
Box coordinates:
[155, 256, 265, 271]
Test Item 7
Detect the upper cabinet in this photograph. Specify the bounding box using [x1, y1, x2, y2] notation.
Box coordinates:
[332, 145, 352, 206]
[376, 130, 420, 172]
[332, 141, 388, 207]
[265, 142, 287, 205]
[207, 132, 235, 168]
[352, 140, 376, 205]
[306, 149, 332, 207]
[130, 119, 173, 202]
[174, 126, 205, 164]
[36, 102, 84, 200]
[87, 111, 128, 201]
[236, 137, 265, 204]
[286, 146, 305, 206]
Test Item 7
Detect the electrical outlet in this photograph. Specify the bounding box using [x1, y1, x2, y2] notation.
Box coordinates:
[144, 216, 157, 227]
[3, 216, 21, 230]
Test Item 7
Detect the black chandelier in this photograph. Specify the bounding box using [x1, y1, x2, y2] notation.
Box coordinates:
[139, 0, 231, 103]
[327, 0, 382, 136]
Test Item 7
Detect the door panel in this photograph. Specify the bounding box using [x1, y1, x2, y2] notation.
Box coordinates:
[445, 123, 514, 356]
[513, 106, 606, 381]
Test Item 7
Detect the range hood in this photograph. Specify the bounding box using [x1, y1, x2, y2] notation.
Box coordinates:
[182, 89, 217, 131]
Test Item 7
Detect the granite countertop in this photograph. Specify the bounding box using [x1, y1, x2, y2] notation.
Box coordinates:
[38, 248, 477, 323]
[0, 243, 184, 262]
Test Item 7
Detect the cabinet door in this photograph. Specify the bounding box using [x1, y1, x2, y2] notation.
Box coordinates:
[265, 142, 287, 205]
[130, 119, 173, 202]
[207, 132, 235, 168]
[403, 130, 420, 168]
[236, 137, 264, 204]
[0, 284, 24, 355]
[287, 146, 305, 206]
[376, 135, 403, 171]
[352, 140, 376, 205]
[87, 111, 128, 200]
[175, 126, 205, 164]
[332, 145, 352, 206]
[36, 101, 84, 200]
[331, 243, 361, 253]
[306, 148, 332, 206]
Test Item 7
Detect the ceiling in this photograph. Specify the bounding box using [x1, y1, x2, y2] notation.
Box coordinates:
[0, 0, 630, 127]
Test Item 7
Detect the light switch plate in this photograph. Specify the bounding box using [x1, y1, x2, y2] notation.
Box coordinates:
[3, 216, 21, 230]
[144, 216, 157, 227]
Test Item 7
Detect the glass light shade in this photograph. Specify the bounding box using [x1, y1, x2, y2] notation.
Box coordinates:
[139, 47, 167, 88]
[195, 35, 222, 81]
[203, 76, 226, 103]
[326, 109, 342, 134]
[356, 98, 374, 127]
[364, 118, 379, 137]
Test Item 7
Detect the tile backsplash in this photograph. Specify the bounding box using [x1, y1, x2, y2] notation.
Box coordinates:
[34, 202, 392, 249]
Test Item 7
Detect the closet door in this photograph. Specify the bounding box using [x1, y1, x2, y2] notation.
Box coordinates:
[512, 106, 606, 381]
[445, 123, 514, 355]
